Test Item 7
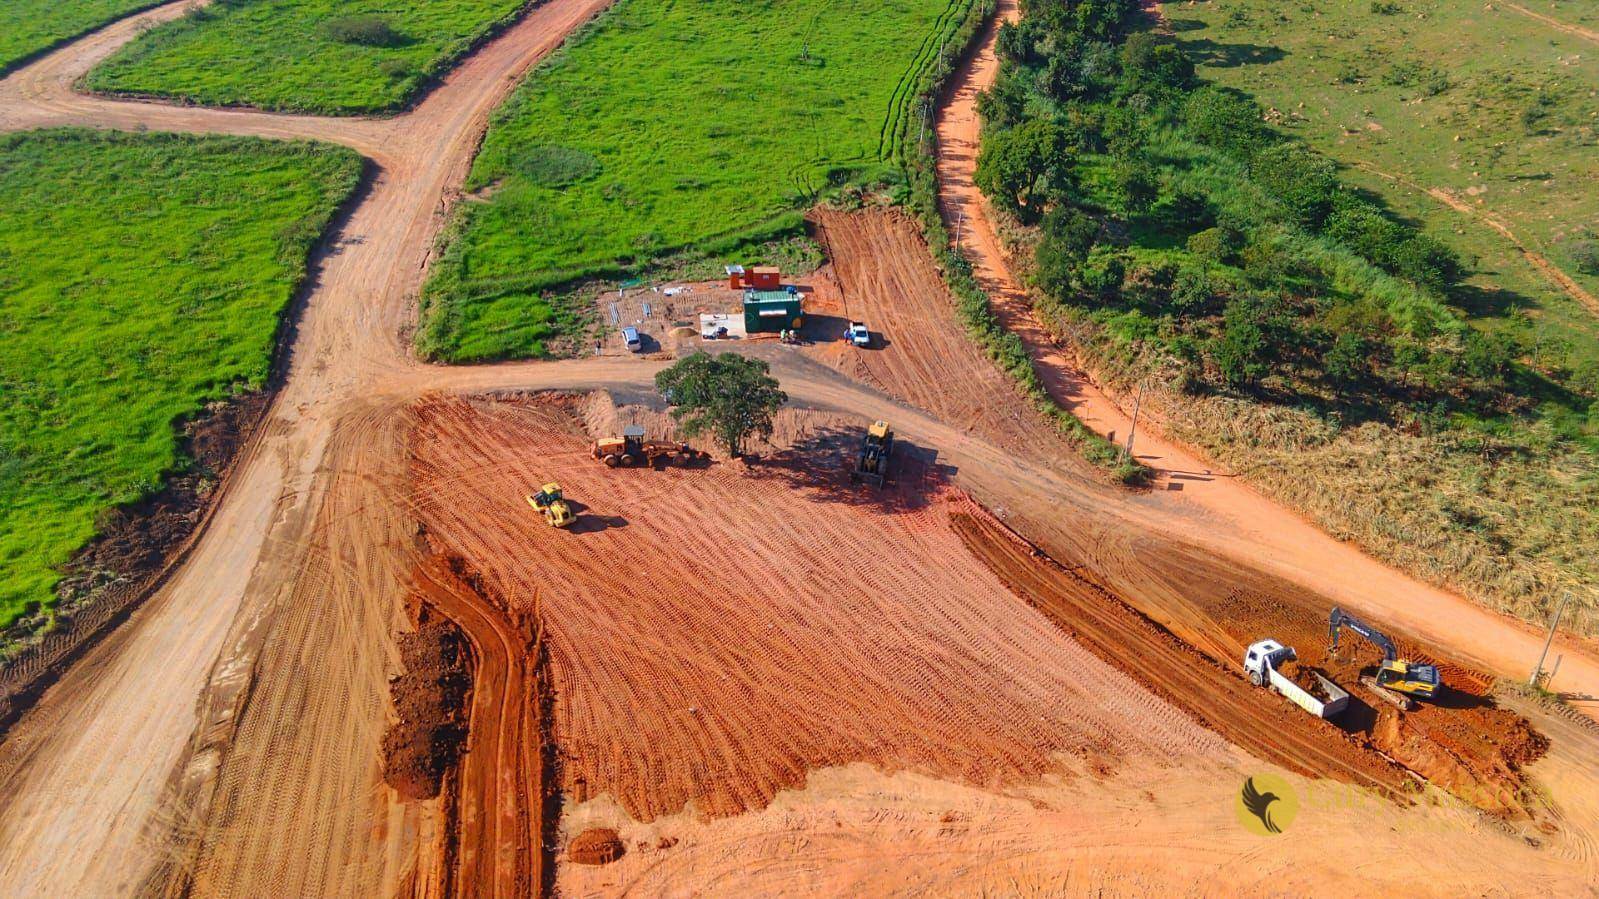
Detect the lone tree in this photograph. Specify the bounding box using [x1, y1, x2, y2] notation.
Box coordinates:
[655, 352, 787, 457]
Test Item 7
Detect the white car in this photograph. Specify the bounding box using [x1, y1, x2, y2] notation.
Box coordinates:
[845, 321, 871, 347]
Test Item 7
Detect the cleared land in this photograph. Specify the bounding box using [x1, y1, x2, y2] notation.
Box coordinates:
[84, 0, 529, 114]
[0, 0, 158, 75]
[0, 128, 360, 632]
[408, 393, 1224, 820]
[418, 0, 982, 362]
[399, 391, 1589, 895]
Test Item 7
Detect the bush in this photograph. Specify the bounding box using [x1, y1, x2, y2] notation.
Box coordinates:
[323, 16, 407, 48]
[1564, 236, 1599, 275]
[1120, 33, 1194, 96]
[1181, 85, 1272, 156]
[1077, 247, 1126, 300]
[1033, 206, 1101, 298]
[1214, 294, 1286, 387]
[1249, 144, 1339, 228]
[1186, 225, 1240, 263]
[1171, 263, 1218, 315]
[1111, 158, 1159, 214]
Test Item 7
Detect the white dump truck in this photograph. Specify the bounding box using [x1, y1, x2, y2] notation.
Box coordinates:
[1243, 639, 1349, 719]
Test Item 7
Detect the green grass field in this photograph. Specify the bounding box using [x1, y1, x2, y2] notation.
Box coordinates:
[0, 0, 160, 75]
[1162, 0, 1599, 363]
[419, 0, 980, 362]
[84, 0, 528, 114]
[0, 129, 361, 630]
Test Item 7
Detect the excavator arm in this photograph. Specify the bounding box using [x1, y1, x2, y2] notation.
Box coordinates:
[1328, 607, 1397, 661]
[1328, 607, 1439, 699]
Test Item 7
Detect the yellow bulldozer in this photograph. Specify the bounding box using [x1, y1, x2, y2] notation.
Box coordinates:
[526, 482, 575, 529]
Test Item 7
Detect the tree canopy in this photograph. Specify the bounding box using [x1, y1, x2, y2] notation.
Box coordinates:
[655, 352, 787, 457]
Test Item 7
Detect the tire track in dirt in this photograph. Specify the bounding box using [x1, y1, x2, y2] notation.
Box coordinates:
[949, 507, 1412, 796]
[406, 393, 1227, 825]
[408, 555, 547, 899]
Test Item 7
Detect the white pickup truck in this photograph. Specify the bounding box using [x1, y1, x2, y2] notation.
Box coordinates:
[845, 321, 871, 347]
[1243, 639, 1349, 719]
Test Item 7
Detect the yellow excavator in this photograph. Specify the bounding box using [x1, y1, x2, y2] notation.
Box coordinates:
[850, 420, 894, 487]
[1329, 607, 1440, 706]
[526, 482, 575, 529]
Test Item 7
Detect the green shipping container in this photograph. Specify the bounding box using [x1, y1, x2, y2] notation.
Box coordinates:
[742, 288, 803, 333]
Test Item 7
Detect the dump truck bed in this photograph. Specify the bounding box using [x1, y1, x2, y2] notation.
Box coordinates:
[1267, 668, 1349, 719]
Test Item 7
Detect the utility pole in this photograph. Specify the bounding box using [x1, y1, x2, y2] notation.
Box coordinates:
[954, 210, 966, 251]
[1529, 591, 1571, 687]
[1124, 381, 1145, 460]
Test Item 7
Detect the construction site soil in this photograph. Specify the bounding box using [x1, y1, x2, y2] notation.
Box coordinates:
[406, 392, 1225, 825]
[382, 596, 473, 802]
[795, 204, 1547, 820]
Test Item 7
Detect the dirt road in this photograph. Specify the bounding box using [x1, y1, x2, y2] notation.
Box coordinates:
[0, 0, 1596, 894]
[933, 0, 1599, 711]
[0, 1, 617, 894]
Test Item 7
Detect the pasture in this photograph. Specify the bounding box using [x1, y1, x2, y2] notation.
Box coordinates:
[0, 129, 361, 630]
[84, 0, 529, 114]
[0, 0, 159, 75]
[1163, 0, 1599, 361]
[418, 0, 981, 362]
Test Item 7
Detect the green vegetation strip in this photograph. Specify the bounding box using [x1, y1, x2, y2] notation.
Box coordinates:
[419, 0, 980, 363]
[0, 129, 361, 630]
[0, 0, 162, 75]
[84, 0, 529, 115]
[894, 3, 1139, 480]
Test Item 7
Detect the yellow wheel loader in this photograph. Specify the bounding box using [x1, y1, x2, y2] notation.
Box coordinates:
[527, 482, 576, 529]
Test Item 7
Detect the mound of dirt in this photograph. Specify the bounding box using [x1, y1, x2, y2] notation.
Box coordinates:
[568, 828, 625, 865]
[1373, 704, 1549, 817]
[382, 596, 473, 801]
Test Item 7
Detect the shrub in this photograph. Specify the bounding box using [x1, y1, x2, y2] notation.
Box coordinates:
[1171, 263, 1218, 314]
[1249, 144, 1339, 228]
[1181, 85, 1272, 156]
[1111, 158, 1159, 214]
[1214, 294, 1287, 387]
[1564, 236, 1599, 275]
[1077, 247, 1126, 300]
[323, 16, 407, 48]
[1186, 225, 1239, 263]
